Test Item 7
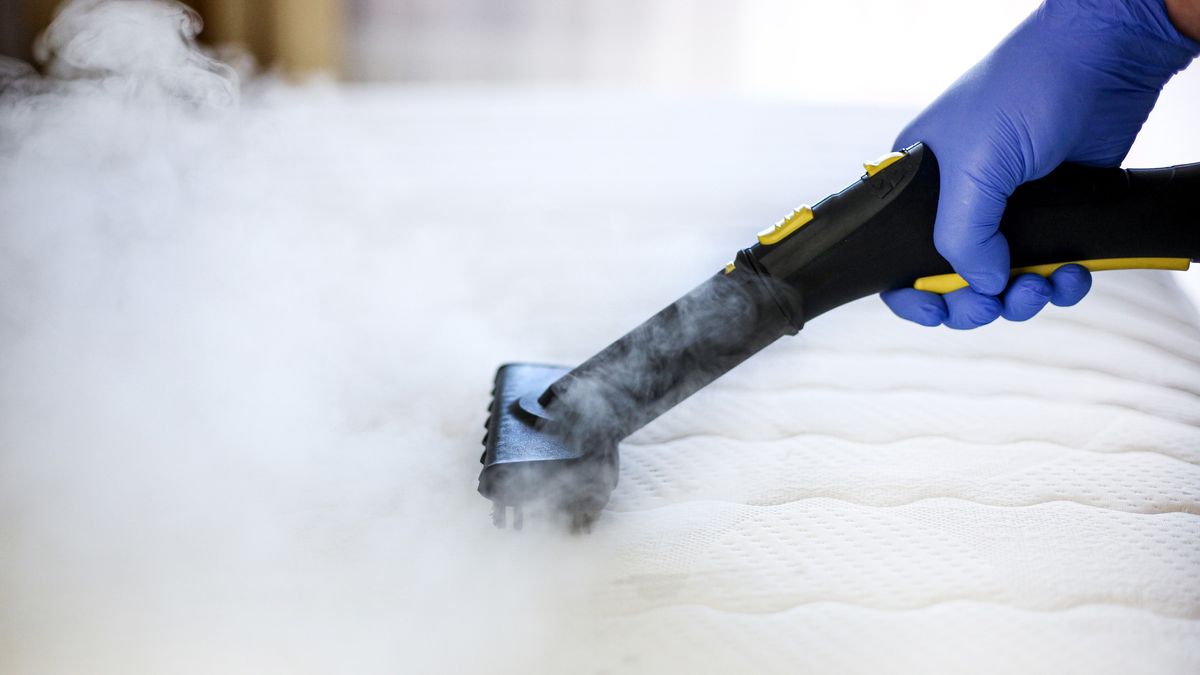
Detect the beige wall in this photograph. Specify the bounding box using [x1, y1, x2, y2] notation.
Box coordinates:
[192, 0, 344, 77]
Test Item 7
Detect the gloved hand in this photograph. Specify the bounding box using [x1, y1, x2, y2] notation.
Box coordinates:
[882, 0, 1200, 329]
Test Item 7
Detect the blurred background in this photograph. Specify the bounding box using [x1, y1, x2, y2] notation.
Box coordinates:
[2, 0, 1198, 219]
[3, 0, 1196, 163]
[1, 0, 1196, 112]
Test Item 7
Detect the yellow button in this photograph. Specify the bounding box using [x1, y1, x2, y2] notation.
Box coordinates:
[864, 151, 906, 177]
[723, 261, 736, 275]
[756, 204, 813, 246]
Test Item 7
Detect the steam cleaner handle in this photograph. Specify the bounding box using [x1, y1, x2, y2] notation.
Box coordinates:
[741, 142, 1200, 324]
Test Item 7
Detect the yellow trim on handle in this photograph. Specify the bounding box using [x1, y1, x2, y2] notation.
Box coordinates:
[864, 151, 906, 177]
[913, 257, 1192, 294]
[757, 204, 814, 246]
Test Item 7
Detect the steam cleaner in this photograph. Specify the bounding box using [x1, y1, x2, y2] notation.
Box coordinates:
[478, 143, 1200, 530]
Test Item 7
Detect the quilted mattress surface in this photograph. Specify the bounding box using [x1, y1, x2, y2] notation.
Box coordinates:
[1, 85, 1197, 675]
[593, 270, 1200, 674]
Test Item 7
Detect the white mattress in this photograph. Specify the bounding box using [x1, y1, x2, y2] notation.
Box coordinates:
[1, 80, 1197, 675]
[588, 271, 1200, 674]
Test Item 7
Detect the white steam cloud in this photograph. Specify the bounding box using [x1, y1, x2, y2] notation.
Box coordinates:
[0, 2, 609, 673]
[33, 0, 238, 107]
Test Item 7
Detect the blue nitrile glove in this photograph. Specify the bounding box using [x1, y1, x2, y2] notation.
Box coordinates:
[882, 0, 1200, 329]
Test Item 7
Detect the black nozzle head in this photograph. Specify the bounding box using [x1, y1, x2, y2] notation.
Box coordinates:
[478, 363, 619, 531]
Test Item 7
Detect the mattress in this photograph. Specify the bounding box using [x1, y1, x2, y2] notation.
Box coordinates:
[588, 269, 1200, 674]
[1, 78, 1197, 674]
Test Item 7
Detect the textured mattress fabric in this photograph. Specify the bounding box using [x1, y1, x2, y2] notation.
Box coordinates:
[588, 271, 1200, 674]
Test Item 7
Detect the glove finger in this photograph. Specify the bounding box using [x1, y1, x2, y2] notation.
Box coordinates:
[932, 171, 1012, 296]
[1048, 264, 1092, 306]
[943, 287, 1002, 330]
[880, 288, 948, 327]
[1000, 273, 1052, 322]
